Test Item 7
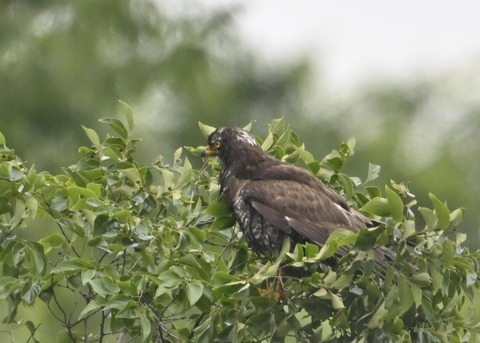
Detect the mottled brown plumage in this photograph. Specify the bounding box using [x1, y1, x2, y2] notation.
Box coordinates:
[202, 127, 393, 266]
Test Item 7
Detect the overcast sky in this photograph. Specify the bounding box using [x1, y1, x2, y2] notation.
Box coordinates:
[201, 0, 480, 93]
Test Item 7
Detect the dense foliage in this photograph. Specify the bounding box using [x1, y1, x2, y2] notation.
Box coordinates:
[1, 110, 479, 342]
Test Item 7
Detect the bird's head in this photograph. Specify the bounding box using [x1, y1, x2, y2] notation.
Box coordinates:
[202, 127, 261, 166]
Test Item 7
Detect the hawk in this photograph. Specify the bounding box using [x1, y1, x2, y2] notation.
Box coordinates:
[202, 127, 393, 266]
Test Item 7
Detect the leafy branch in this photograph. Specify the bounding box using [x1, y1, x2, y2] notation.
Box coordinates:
[0, 113, 479, 342]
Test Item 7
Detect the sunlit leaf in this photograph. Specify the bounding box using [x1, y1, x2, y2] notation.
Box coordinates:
[140, 313, 152, 342]
[82, 126, 101, 148]
[175, 157, 192, 189]
[365, 163, 381, 184]
[360, 197, 390, 217]
[429, 193, 450, 230]
[118, 100, 135, 131]
[187, 280, 204, 306]
[198, 122, 216, 138]
[385, 186, 403, 222]
[315, 228, 357, 260]
[39, 234, 68, 252]
[242, 120, 256, 132]
[20, 281, 41, 304]
[99, 117, 128, 139]
[418, 207, 437, 230]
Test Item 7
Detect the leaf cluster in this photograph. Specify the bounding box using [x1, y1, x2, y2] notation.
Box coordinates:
[1, 112, 479, 342]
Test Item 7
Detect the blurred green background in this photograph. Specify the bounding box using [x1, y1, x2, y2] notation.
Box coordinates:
[1, 1, 480, 340]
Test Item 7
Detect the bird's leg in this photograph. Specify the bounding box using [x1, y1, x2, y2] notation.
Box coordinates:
[259, 268, 286, 302]
[273, 267, 286, 302]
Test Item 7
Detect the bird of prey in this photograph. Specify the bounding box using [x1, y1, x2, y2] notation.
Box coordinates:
[202, 127, 393, 266]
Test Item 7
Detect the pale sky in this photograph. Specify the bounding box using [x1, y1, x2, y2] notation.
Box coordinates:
[201, 0, 480, 92]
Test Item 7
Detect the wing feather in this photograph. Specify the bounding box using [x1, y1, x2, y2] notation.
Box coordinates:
[250, 200, 291, 234]
[242, 178, 371, 234]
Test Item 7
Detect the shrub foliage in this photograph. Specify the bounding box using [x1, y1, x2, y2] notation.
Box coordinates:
[1, 107, 480, 342]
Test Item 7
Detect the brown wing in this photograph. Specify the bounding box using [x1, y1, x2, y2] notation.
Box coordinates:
[241, 178, 371, 247]
[252, 161, 352, 211]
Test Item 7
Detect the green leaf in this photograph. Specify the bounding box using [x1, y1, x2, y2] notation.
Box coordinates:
[442, 239, 454, 268]
[367, 301, 388, 328]
[411, 272, 431, 286]
[307, 161, 321, 175]
[430, 266, 443, 293]
[450, 207, 464, 227]
[365, 186, 381, 198]
[340, 137, 356, 158]
[25, 321, 39, 343]
[329, 291, 345, 309]
[51, 196, 68, 212]
[140, 313, 152, 342]
[67, 186, 99, 200]
[11, 196, 26, 228]
[410, 283, 422, 307]
[78, 298, 106, 319]
[400, 220, 416, 241]
[421, 297, 436, 326]
[0, 277, 21, 299]
[296, 145, 315, 164]
[323, 152, 343, 172]
[338, 173, 354, 199]
[397, 277, 414, 315]
[118, 100, 135, 131]
[365, 163, 381, 184]
[391, 180, 414, 197]
[354, 226, 384, 251]
[250, 258, 282, 285]
[242, 120, 256, 132]
[89, 278, 110, 297]
[56, 218, 86, 237]
[175, 157, 192, 189]
[21, 281, 41, 304]
[82, 126, 101, 148]
[198, 122, 216, 138]
[52, 259, 96, 274]
[331, 273, 353, 290]
[315, 228, 357, 260]
[246, 312, 275, 338]
[39, 234, 68, 252]
[429, 193, 450, 230]
[261, 132, 274, 150]
[211, 271, 238, 286]
[204, 199, 231, 217]
[81, 269, 96, 285]
[304, 242, 320, 258]
[99, 117, 128, 139]
[184, 145, 206, 157]
[385, 186, 403, 222]
[158, 270, 182, 288]
[0, 131, 5, 145]
[119, 168, 142, 185]
[418, 207, 437, 230]
[209, 216, 235, 230]
[360, 197, 390, 217]
[268, 117, 285, 135]
[186, 280, 204, 306]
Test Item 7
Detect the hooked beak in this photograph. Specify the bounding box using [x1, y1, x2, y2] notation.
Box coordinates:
[201, 145, 218, 158]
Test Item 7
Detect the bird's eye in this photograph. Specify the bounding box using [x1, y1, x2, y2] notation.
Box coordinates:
[214, 141, 222, 149]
